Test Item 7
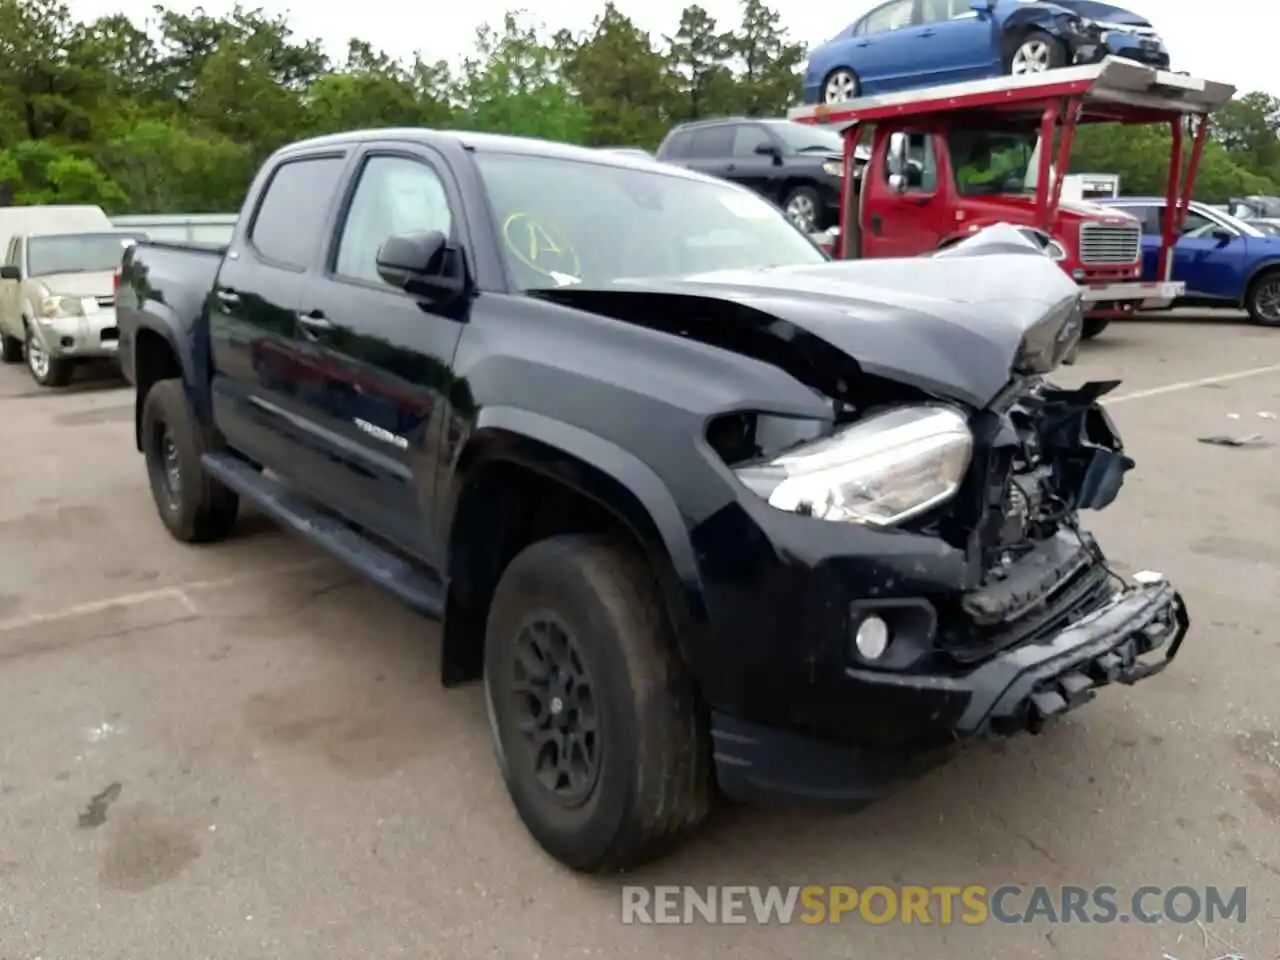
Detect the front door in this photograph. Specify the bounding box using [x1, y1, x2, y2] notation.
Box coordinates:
[292, 145, 467, 561]
[728, 123, 784, 202]
[864, 131, 945, 257]
[912, 0, 996, 82]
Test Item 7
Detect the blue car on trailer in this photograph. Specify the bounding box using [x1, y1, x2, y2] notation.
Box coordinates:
[802, 0, 1169, 104]
[1097, 196, 1280, 327]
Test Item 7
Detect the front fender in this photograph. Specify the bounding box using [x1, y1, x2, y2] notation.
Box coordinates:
[443, 405, 710, 656]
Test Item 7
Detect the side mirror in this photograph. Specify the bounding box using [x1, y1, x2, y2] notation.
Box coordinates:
[0, 264, 18, 281]
[970, 0, 994, 11]
[888, 173, 907, 195]
[754, 142, 783, 164]
[1211, 228, 1233, 244]
[375, 230, 466, 299]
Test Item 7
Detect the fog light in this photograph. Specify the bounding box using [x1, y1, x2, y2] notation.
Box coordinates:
[854, 616, 890, 660]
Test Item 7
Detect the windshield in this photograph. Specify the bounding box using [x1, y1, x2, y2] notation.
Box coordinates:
[473, 153, 826, 291]
[768, 122, 846, 154]
[950, 129, 1040, 197]
[27, 232, 147, 277]
[1213, 209, 1265, 238]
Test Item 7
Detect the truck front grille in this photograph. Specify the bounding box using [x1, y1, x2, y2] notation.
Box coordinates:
[1079, 222, 1141, 264]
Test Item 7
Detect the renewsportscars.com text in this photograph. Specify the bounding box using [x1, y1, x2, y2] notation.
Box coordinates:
[620, 885, 1248, 926]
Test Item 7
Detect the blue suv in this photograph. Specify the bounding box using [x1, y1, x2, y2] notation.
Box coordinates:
[802, 0, 1170, 104]
[1099, 197, 1280, 327]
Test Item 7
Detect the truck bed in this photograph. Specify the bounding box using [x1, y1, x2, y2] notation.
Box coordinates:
[117, 240, 226, 384]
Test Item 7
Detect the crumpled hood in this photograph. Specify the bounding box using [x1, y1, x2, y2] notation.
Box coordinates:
[547, 225, 1084, 409]
[28, 271, 114, 299]
[1045, 0, 1152, 26]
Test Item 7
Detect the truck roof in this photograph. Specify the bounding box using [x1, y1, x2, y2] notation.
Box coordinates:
[274, 128, 711, 182]
[788, 57, 1236, 130]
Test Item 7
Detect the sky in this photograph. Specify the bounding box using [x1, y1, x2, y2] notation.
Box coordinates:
[63, 0, 1277, 98]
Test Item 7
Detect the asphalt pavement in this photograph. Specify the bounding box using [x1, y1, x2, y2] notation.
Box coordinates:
[0, 312, 1278, 959]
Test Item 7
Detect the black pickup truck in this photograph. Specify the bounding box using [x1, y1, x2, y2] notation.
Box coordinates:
[116, 129, 1189, 873]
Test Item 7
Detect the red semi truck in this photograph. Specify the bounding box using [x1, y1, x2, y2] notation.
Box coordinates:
[789, 57, 1236, 339]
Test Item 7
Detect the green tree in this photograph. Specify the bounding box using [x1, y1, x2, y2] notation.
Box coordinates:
[556, 4, 676, 147]
[665, 5, 736, 121]
[454, 12, 590, 143]
[728, 0, 807, 118]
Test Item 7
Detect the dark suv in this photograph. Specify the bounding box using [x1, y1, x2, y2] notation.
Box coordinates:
[656, 118, 863, 233]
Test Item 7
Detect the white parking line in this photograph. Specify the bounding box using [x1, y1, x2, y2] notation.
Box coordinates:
[1106, 362, 1280, 405]
[0, 559, 328, 634]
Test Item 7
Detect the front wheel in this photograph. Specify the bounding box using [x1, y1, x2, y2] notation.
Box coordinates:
[1006, 31, 1068, 75]
[483, 533, 712, 873]
[25, 325, 73, 387]
[1, 333, 22, 364]
[141, 378, 240, 543]
[1245, 270, 1280, 326]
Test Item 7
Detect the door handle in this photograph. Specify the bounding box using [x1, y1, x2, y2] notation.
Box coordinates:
[917, 29, 935, 37]
[297, 309, 332, 338]
[215, 288, 240, 306]
[726, 163, 736, 172]
[871, 215, 883, 235]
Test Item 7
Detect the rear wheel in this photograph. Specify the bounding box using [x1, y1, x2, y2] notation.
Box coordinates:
[1081, 318, 1111, 340]
[1006, 31, 1068, 75]
[822, 68, 859, 103]
[141, 378, 239, 542]
[483, 533, 712, 873]
[783, 185, 823, 233]
[1245, 270, 1280, 326]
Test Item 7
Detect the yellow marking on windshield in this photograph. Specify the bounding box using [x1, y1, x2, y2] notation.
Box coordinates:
[502, 212, 581, 279]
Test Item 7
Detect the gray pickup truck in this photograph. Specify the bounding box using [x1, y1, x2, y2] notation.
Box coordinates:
[1, 229, 147, 386]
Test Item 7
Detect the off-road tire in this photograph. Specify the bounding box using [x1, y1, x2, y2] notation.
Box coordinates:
[1080, 317, 1111, 340]
[141, 378, 239, 543]
[1244, 268, 1280, 327]
[25, 324, 74, 387]
[0, 333, 22, 364]
[483, 533, 712, 873]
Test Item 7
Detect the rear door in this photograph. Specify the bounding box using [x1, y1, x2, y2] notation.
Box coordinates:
[207, 151, 353, 489]
[681, 126, 737, 181]
[289, 143, 468, 559]
[851, 0, 921, 91]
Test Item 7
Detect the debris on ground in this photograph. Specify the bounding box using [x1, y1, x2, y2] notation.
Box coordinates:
[1198, 434, 1269, 448]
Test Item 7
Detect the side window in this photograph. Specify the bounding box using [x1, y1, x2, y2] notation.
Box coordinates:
[920, 0, 952, 22]
[1115, 206, 1160, 235]
[863, 0, 915, 34]
[3, 237, 16, 265]
[732, 124, 775, 158]
[688, 126, 735, 158]
[334, 155, 454, 285]
[662, 130, 694, 159]
[885, 132, 938, 192]
[1156, 206, 1211, 237]
[250, 156, 346, 268]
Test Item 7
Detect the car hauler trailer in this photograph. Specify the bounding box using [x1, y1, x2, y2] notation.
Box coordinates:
[788, 57, 1236, 338]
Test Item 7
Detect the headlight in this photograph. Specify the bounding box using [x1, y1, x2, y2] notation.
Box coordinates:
[733, 406, 973, 526]
[39, 295, 84, 318]
[822, 160, 844, 177]
[1015, 295, 1083, 375]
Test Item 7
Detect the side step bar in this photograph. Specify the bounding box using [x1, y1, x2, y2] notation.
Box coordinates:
[202, 452, 445, 619]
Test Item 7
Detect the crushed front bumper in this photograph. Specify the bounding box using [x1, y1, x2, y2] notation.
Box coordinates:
[712, 579, 1188, 803]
